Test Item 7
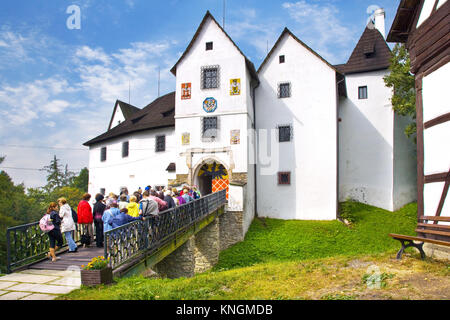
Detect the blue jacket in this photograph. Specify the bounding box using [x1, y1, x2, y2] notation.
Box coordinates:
[102, 208, 120, 233]
[109, 212, 142, 229]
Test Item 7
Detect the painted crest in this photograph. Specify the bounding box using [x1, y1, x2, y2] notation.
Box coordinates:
[230, 79, 241, 96]
[203, 97, 218, 113]
[181, 83, 191, 100]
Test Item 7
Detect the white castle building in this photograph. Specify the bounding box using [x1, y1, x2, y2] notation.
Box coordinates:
[84, 10, 417, 229]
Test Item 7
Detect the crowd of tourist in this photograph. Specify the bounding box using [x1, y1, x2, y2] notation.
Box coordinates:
[40, 185, 202, 262]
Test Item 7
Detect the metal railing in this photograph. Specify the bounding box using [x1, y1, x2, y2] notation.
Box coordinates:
[4, 189, 227, 274]
[104, 189, 227, 270]
[5, 222, 90, 274]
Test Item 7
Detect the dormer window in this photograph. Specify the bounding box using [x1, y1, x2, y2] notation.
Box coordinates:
[206, 42, 213, 51]
[279, 55, 285, 63]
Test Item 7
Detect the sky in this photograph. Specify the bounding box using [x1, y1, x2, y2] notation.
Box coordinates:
[0, 0, 401, 189]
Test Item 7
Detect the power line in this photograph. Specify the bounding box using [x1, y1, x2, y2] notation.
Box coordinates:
[0, 166, 83, 172]
[0, 144, 87, 151]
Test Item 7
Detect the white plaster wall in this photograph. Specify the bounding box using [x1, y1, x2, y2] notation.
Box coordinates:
[110, 107, 126, 130]
[437, 0, 448, 9]
[417, 0, 437, 28]
[174, 16, 254, 181]
[88, 128, 176, 196]
[422, 62, 450, 219]
[393, 113, 418, 210]
[256, 33, 337, 220]
[339, 70, 396, 211]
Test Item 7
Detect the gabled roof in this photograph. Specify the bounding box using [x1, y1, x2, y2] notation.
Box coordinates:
[170, 11, 259, 84]
[108, 100, 141, 130]
[84, 92, 176, 147]
[387, 0, 421, 43]
[334, 25, 392, 75]
[258, 27, 339, 74]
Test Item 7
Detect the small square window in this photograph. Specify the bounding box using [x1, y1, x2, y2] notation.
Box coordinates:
[279, 55, 285, 63]
[156, 136, 166, 152]
[100, 188, 106, 196]
[100, 147, 107, 162]
[201, 66, 220, 89]
[278, 125, 292, 142]
[122, 141, 129, 158]
[203, 117, 218, 140]
[206, 42, 213, 51]
[278, 82, 291, 98]
[358, 86, 368, 99]
[278, 172, 291, 185]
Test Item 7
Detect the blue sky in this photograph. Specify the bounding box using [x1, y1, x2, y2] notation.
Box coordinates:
[0, 0, 400, 188]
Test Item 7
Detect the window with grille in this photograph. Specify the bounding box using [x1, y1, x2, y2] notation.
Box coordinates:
[279, 55, 285, 63]
[358, 86, 368, 99]
[100, 147, 107, 162]
[201, 66, 220, 89]
[278, 82, 291, 98]
[156, 135, 166, 152]
[278, 172, 291, 185]
[206, 42, 213, 51]
[202, 117, 218, 140]
[278, 125, 292, 142]
[122, 141, 129, 158]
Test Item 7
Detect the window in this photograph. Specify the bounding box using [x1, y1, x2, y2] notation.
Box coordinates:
[278, 82, 291, 98]
[358, 86, 368, 99]
[100, 188, 106, 196]
[206, 42, 213, 51]
[279, 55, 285, 63]
[156, 135, 166, 152]
[122, 141, 129, 158]
[203, 117, 218, 140]
[100, 147, 107, 162]
[201, 66, 220, 89]
[278, 172, 291, 185]
[278, 125, 292, 142]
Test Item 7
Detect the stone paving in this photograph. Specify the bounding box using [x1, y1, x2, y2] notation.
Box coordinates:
[0, 269, 81, 300]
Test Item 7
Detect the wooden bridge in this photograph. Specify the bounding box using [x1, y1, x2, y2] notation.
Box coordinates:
[6, 190, 228, 278]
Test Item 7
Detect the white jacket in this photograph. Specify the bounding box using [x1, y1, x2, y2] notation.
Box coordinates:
[59, 204, 76, 233]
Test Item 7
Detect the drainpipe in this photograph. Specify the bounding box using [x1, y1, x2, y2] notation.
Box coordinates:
[252, 79, 260, 217]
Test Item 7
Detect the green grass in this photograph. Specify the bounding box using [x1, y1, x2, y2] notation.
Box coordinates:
[214, 202, 417, 270]
[61, 202, 424, 300]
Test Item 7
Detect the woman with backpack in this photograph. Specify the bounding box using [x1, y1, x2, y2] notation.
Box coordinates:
[58, 198, 78, 253]
[45, 202, 64, 262]
[77, 193, 94, 247]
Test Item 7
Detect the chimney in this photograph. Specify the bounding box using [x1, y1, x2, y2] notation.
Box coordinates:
[374, 8, 386, 39]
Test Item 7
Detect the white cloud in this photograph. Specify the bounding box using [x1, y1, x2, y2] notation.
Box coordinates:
[282, 1, 357, 64]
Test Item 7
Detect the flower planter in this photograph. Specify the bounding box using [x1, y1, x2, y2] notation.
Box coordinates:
[81, 267, 113, 286]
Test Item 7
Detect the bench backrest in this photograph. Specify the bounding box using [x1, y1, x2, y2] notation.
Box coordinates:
[416, 216, 450, 243]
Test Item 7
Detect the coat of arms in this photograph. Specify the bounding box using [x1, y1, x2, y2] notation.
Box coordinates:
[181, 83, 191, 100]
[230, 79, 241, 96]
[203, 97, 218, 113]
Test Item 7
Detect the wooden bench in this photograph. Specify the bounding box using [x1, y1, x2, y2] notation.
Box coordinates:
[389, 216, 450, 260]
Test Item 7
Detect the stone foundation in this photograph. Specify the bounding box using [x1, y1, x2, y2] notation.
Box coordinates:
[153, 209, 247, 279]
[424, 243, 450, 261]
[194, 219, 220, 274]
[153, 237, 195, 279]
[219, 211, 244, 251]
[168, 174, 189, 187]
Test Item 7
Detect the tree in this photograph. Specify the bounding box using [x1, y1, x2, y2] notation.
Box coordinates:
[43, 156, 75, 192]
[71, 168, 89, 193]
[383, 43, 416, 141]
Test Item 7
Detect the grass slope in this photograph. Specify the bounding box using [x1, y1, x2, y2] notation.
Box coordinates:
[215, 202, 417, 270]
[61, 202, 431, 300]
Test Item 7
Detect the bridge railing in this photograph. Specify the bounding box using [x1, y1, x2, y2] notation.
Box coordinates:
[5, 222, 90, 274]
[104, 189, 227, 270]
